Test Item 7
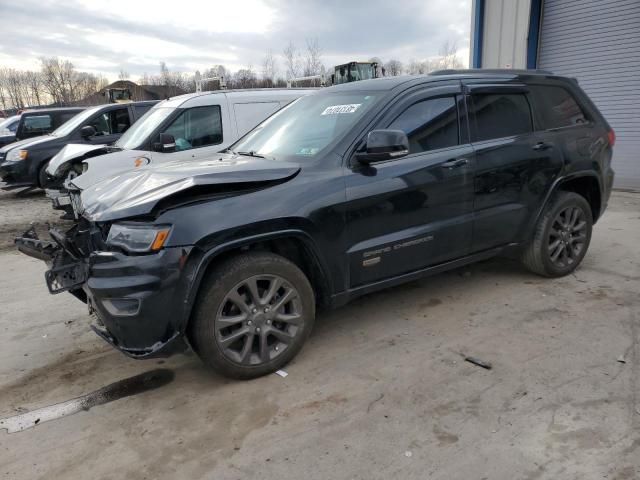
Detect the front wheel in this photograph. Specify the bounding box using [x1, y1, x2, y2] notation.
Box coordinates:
[189, 252, 316, 379]
[37, 161, 51, 189]
[521, 191, 593, 277]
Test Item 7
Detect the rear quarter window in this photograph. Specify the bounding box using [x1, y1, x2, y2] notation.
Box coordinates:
[529, 85, 588, 129]
[22, 114, 53, 134]
[468, 93, 533, 142]
[234, 102, 281, 137]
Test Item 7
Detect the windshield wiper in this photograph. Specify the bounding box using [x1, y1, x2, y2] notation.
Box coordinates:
[236, 150, 265, 159]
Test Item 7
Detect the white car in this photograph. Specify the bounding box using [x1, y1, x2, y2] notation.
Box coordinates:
[46, 88, 315, 198]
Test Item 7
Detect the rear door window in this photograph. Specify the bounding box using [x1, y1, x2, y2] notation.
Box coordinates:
[161, 105, 222, 151]
[529, 85, 588, 129]
[388, 96, 459, 153]
[468, 93, 533, 142]
[22, 114, 53, 135]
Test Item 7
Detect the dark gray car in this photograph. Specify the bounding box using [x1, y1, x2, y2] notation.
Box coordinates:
[0, 101, 157, 189]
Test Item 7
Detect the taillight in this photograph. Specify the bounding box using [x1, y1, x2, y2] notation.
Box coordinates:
[607, 129, 616, 147]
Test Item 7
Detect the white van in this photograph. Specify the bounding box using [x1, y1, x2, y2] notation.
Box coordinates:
[47, 88, 314, 195]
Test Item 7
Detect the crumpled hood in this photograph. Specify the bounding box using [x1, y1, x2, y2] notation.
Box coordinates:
[47, 143, 110, 178]
[78, 153, 301, 222]
[71, 149, 152, 189]
[0, 135, 52, 154]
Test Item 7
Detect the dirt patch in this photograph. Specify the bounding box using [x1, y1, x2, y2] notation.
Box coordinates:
[0, 189, 72, 251]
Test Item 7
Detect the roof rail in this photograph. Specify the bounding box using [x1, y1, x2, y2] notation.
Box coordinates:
[429, 68, 554, 76]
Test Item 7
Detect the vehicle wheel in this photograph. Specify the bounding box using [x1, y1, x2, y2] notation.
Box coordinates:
[521, 191, 593, 277]
[189, 252, 316, 379]
[37, 161, 50, 189]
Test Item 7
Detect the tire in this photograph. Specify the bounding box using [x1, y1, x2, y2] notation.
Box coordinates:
[37, 161, 50, 189]
[521, 191, 593, 277]
[189, 251, 316, 379]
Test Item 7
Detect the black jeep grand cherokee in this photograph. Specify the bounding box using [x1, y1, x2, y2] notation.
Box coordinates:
[17, 70, 614, 379]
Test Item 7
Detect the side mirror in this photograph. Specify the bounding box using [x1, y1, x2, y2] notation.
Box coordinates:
[153, 133, 176, 153]
[355, 129, 410, 164]
[80, 125, 97, 139]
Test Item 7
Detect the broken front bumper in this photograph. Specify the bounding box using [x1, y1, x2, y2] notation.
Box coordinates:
[15, 225, 88, 294]
[15, 225, 192, 358]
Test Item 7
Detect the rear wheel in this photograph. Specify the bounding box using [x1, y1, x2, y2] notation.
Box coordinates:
[189, 252, 315, 379]
[521, 191, 593, 277]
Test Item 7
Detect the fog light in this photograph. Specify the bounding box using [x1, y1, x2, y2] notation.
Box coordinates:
[102, 298, 141, 316]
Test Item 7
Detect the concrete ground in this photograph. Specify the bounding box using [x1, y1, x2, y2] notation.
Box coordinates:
[0, 190, 639, 480]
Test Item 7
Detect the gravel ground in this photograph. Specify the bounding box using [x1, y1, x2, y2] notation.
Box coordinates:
[0, 190, 639, 480]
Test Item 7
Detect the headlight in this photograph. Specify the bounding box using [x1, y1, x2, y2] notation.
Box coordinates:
[106, 223, 171, 253]
[6, 149, 28, 162]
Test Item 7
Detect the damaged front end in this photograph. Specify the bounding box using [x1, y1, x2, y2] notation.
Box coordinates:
[14, 153, 302, 361]
[14, 208, 190, 359]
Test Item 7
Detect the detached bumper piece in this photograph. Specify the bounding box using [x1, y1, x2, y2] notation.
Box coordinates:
[15, 225, 88, 294]
[15, 230, 59, 262]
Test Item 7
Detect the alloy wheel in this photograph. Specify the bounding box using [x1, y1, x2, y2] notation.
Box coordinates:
[547, 205, 588, 268]
[215, 274, 303, 366]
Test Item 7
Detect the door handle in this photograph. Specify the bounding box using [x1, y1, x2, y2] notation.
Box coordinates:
[441, 158, 468, 169]
[532, 142, 551, 151]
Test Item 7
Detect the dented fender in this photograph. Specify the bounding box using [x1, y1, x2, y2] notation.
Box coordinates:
[46, 143, 112, 179]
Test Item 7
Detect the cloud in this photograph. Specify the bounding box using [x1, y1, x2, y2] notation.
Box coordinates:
[0, 0, 471, 79]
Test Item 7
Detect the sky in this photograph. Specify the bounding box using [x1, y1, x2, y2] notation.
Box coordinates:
[0, 0, 471, 81]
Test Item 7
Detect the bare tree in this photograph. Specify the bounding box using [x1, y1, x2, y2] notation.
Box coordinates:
[261, 50, 278, 87]
[139, 72, 151, 85]
[385, 59, 403, 76]
[303, 38, 323, 77]
[437, 40, 463, 70]
[198, 65, 228, 90]
[282, 40, 301, 79]
[204, 64, 228, 80]
[25, 71, 43, 105]
[233, 65, 257, 89]
[118, 69, 129, 81]
[406, 59, 426, 75]
[0, 68, 26, 108]
[40, 57, 77, 104]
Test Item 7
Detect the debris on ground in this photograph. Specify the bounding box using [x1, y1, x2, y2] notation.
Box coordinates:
[275, 370, 288, 378]
[367, 393, 384, 413]
[464, 355, 493, 370]
[617, 355, 626, 364]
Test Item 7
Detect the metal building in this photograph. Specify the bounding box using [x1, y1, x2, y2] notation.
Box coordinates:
[470, 0, 640, 190]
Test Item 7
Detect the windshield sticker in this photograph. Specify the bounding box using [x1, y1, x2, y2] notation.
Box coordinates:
[321, 104, 361, 115]
[296, 147, 320, 156]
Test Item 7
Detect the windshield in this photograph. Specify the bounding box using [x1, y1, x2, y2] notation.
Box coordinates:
[0, 115, 19, 134]
[115, 106, 174, 150]
[231, 92, 379, 160]
[52, 107, 98, 137]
